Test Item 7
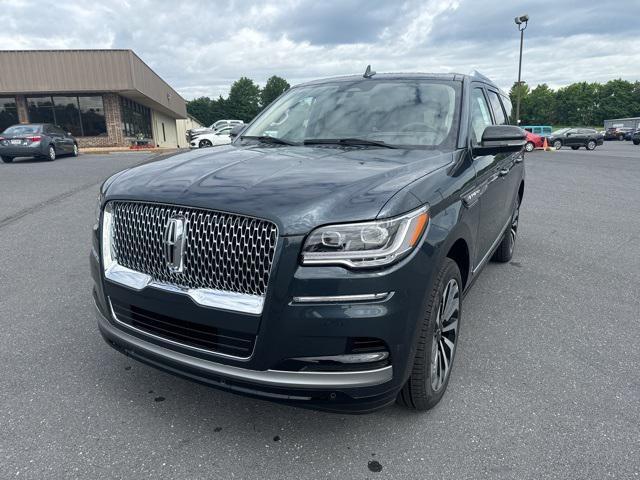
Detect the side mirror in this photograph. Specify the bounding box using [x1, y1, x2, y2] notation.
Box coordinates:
[229, 124, 245, 139]
[474, 125, 526, 156]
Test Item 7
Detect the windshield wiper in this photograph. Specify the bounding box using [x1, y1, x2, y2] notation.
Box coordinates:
[303, 138, 399, 149]
[240, 135, 300, 146]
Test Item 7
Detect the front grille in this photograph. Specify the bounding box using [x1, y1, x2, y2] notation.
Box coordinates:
[111, 300, 256, 357]
[110, 201, 278, 297]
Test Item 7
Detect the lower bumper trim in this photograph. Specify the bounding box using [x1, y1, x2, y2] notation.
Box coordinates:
[95, 302, 393, 389]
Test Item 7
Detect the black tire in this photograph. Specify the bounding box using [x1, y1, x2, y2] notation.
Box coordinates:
[633, 139, 640, 145]
[571, 146, 580, 150]
[492, 197, 520, 263]
[618, 134, 624, 141]
[45, 145, 56, 161]
[199, 139, 213, 148]
[1, 155, 14, 163]
[72, 143, 79, 157]
[552, 140, 562, 150]
[397, 258, 461, 411]
[524, 141, 534, 152]
[586, 140, 597, 150]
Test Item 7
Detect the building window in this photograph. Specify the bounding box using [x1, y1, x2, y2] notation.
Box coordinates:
[120, 97, 152, 138]
[162, 122, 166, 142]
[26, 95, 106, 137]
[0, 97, 19, 132]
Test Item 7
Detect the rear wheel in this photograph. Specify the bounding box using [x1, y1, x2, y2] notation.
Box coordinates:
[618, 134, 624, 141]
[397, 258, 461, 411]
[586, 140, 597, 150]
[1, 155, 14, 163]
[552, 140, 562, 150]
[525, 141, 534, 152]
[45, 145, 56, 161]
[492, 197, 520, 263]
[571, 146, 580, 150]
[633, 139, 640, 145]
[199, 139, 213, 148]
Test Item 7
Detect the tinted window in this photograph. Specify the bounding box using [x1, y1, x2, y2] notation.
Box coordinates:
[501, 95, 513, 124]
[0, 97, 19, 131]
[244, 79, 461, 148]
[26, 95, 106, 136]
[121, 97, 152, 138]
[79, 96, 106, 136]
[470, 88, 493, 145]
[487, 90, 507, 125]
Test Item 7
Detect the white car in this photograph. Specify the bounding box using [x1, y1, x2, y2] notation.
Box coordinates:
[190, 127, 233, 149]
[189, 119, 243, 137]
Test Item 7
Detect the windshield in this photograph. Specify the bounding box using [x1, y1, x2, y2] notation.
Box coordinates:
[551, 128, 570, 135]
[242, 79, 461, 149]
[3, 124, 42, 135]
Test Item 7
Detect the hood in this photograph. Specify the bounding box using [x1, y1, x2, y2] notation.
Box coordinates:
[105, 144, 453, 235]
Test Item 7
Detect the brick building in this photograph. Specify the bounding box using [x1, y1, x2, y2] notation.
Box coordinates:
[0, 50, 188, 148]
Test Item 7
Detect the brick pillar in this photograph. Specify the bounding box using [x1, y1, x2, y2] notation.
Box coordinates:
[102, 93, 124, 146]
[15, 95, 28, 123]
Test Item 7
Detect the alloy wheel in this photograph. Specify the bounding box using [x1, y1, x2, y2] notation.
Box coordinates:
[587, 140, 596, 150]
[509, 202, 519, 254]
[525, 142, 534, 152]
[553, 140, 562, 149]
[430, 278, 459, 392]
[73, 144, 78, 156]
[49, 146, 56, 160]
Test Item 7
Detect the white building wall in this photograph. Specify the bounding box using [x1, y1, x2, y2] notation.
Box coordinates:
[176, 116, 204, 147]
[151, 110, 179, 148]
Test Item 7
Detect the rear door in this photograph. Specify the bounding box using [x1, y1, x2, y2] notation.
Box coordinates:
[564, 128, 581, 146]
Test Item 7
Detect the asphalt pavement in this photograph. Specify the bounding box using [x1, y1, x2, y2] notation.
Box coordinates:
[0, 143, 638, 479]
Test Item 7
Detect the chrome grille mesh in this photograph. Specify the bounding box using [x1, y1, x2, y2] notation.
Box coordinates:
[110, 201, 278, 297]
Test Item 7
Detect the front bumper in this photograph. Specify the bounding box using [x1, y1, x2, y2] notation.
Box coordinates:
[91, 218, 437, 412]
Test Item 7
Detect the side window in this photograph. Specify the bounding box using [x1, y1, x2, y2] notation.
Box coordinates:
[487, 90, 507, 125]
[500, 95, 513, 125]
[470, 88, 493, 145]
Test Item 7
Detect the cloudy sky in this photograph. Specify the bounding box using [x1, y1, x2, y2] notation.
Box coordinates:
[2, 0, 639, 100]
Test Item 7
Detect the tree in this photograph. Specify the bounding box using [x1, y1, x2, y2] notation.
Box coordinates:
[186, 97, 214, 126]
[509, 82, 530, 124]
[525, 84, 557, 125]
[261, 76, 290, 109]
[226, 77, 262, 122]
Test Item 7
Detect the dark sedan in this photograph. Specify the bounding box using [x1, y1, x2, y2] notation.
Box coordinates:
[0, 123, 78, 163]
[548, 128, 603, 150]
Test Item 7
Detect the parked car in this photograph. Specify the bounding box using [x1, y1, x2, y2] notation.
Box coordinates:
[521, 125, 552, 137]
[604, 127, 633, 140]
[188, 119, 244, 139]
[623, 129, 636, 141]
[632, 130, 640, 145]
[92, 71, 526, 413]
[547, 128, 603, 150]
[189, 126, 233, 148]
[0, 123, 78, 163]
[524, 130, 544, 152]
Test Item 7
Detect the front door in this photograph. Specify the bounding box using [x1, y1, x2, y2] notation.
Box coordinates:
[469, 87, 507, 268]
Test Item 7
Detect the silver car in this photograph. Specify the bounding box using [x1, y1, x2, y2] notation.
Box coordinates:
[0, 123, 78, 163]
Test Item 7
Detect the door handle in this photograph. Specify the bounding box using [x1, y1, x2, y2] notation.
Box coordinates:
[499, 168, 509, 176]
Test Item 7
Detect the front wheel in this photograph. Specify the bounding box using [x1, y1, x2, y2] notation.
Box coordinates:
[1, 155, 14, 163]
[552, 140, 562, 150]
[618, 134, 624, 141]
[397, 258, 461, 411]
[199, 139, 213, 148]
[72, 143, 79, 157]
[525, 141, 534, 152]
[633, 139, 640, 145]
[586, 140, 597, 150]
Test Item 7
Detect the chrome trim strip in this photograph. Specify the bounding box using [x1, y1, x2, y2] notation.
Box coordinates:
[107, 298, 253, 361]
[291, 292, 392, 304]
[293, 352, 389, 364]
[95, 303, 393, 389]
[104, 262, 265, 315]
[472, 217, 511, 275]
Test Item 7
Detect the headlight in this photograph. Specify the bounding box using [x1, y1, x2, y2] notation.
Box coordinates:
[301, 206, 429, 268]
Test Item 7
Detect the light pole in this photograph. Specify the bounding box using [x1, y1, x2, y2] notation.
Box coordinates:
[514, 14, 529, 125]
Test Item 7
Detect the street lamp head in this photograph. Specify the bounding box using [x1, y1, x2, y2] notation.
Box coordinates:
[514, 14, 529, 25]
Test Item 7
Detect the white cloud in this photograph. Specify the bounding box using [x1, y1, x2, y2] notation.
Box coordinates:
[0, 0, 638, 99]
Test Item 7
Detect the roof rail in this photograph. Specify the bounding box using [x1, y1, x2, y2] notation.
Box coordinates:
[469, 70, 494, 83]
